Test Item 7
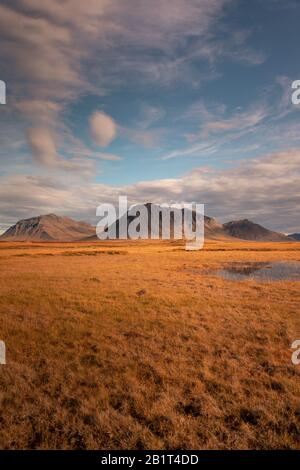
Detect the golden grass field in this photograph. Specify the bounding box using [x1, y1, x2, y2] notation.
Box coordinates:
[0, 239, 299, 449]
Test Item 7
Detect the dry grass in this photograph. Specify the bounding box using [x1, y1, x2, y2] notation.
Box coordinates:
[0, 239, 299, 449]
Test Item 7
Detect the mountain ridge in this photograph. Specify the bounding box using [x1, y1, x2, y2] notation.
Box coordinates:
[288, 233, 300, 241]
[0, 213, 95, 242]
[0, 209, 294, 242]
[223, 219, 288, 242]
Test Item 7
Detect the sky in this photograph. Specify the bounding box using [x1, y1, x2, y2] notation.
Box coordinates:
[0, 0, 300, 233]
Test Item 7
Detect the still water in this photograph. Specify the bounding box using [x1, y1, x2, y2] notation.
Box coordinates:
[217, 262, 300, 281]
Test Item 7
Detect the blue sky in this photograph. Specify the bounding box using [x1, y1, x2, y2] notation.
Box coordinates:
[0, 0, 300, 232]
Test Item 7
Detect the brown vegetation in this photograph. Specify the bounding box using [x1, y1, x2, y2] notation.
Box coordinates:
[0, 239, 299, 449]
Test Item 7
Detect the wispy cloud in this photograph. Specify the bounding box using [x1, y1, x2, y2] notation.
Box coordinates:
[2, 0, 234, 103]
[161, 76, 300, 161]
[1, 0, 268, 171]
[26, 127, 94, 174]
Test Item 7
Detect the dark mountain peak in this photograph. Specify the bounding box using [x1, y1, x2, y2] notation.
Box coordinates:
[0, 213, 95, 242]
[225, 219, 253, 226]
[288, 233, 300, 241]
[223, 219, 288, 241]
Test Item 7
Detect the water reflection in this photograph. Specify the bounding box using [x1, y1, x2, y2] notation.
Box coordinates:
[218, 262, 300, 281]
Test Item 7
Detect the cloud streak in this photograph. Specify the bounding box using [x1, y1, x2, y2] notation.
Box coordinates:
[26, 127, 95, 174]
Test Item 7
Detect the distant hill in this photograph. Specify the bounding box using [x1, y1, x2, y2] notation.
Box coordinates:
[1, 210, 293, 243]
[84, 203, 229, 241]
[223, 219, 288, 242]
[0, 214, 95, 241]
[97, 205, 290, 242]
[288, 233, 300, 241]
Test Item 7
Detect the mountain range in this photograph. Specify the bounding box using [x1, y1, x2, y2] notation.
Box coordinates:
[0, 206, 295, 243]
[288, 233, 300, 241]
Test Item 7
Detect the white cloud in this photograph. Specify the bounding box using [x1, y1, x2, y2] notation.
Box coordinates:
[90, 111, 117, 147]
[1, 149, 300, 233]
